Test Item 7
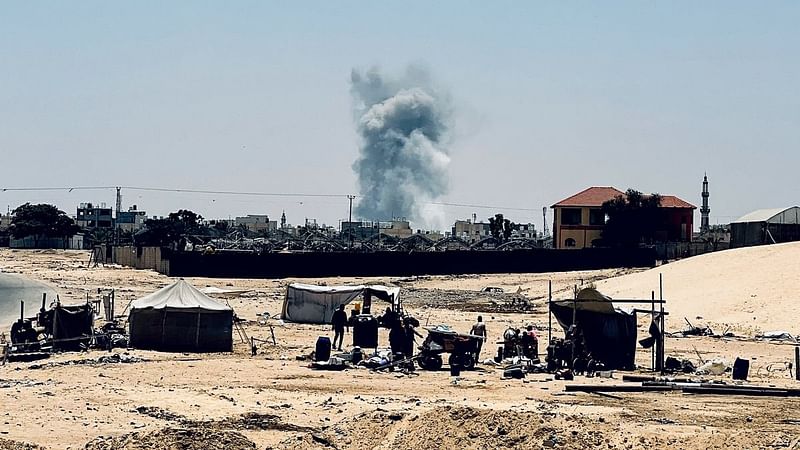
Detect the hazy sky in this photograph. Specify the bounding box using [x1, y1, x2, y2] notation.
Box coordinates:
[1, 2, 798, 231]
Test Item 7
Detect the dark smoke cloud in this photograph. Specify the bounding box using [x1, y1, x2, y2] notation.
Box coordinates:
[350, 66, 451, 226]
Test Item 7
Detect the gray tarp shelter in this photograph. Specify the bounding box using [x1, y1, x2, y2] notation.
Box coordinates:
[129, 279, 233, 352]
[730, 206, 800, 248]
[282, 283, 401, 324]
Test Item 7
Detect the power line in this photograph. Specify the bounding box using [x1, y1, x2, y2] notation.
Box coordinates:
[0, 185, 540, 212]
[1, 186, 115, 192]
[121, 186, 347, 199]
[427, 201, 539, 212]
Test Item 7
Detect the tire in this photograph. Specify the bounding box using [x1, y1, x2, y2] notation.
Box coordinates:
[421, 354, 443, 371]
[462, 353, 476, 370]
[448, 353, 461, 368]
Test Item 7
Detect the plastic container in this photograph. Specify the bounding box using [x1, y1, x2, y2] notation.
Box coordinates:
[352, 314, 379, 348]
[315, 336, 331, 362]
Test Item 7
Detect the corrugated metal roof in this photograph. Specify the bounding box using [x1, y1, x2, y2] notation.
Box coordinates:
[732, 206, 800, 224]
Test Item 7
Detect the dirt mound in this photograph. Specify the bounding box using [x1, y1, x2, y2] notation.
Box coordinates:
[186, 412, 314, 432]
[84, 428, 256, 450]
[0, 438, 44, 450]
[597, 241, 800, 333]
[276, 405, 800, 450]
[278, 406, 610, 449]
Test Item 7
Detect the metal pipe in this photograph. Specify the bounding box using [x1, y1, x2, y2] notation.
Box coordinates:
[20, 301, 24, 321]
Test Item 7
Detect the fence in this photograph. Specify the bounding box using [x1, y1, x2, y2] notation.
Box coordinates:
[111, 246, 169, 273]
[654, 241, 729, 260]
[162, 247, 657, 279]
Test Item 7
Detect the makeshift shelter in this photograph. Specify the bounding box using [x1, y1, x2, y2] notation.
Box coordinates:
[49, 303, 94, 351]
[282, 283, 401, 324]
[129, 279, 233, 352]
[549, 288, 638, 370]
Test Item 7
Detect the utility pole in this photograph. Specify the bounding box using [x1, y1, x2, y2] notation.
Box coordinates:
[347, 195, 356, 250]
[115, 187, 122, 218]
[115, 187, 122, 245]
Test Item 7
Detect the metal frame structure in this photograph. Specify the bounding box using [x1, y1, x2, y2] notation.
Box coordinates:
[547, 274, 668, 373]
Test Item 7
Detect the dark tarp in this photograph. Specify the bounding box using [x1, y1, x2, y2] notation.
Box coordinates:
[129, 308, 233, 352]
[129, 280, 233, 353]
[550, 288, 637, 370]
[50, 304, 94, 351]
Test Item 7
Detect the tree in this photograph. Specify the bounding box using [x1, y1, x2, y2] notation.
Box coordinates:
[135, 209, 204, 247]
[87, 228, 113, 246]
[9, 203, 81, 247]
[488, 214, 516, 242]
[600, 189, 663, 247]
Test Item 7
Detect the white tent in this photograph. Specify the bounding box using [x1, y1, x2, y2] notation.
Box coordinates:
[281, 283, 401, 324]
[129, 279, 233, 352]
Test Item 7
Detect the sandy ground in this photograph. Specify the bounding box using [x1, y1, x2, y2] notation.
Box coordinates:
[598, 241, 800, 334]
[0, 247, 799, 449]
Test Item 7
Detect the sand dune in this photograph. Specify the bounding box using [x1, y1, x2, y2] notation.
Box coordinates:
[597, 241, 800, 334]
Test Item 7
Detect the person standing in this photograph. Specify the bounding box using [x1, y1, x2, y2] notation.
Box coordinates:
[470, 316, 487, 360]
[331, 304, 348, 351]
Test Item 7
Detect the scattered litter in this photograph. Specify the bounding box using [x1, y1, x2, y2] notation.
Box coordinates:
[755, 331, 796, 342]
[695, 359, 729, 376]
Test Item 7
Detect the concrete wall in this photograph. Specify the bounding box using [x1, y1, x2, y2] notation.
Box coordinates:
[10, 235, 84, 250]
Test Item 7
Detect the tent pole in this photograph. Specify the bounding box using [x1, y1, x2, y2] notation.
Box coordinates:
[161, 310, 167, 347]
[196, 311, 201, 350]
[571, 285, 577, 366]
[547, 280, 552, 346]
[651, 290, 655, 371]
[659, 273, 665, 375]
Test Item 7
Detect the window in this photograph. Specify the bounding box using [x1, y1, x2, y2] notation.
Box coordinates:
[589, 209, 606, 226]
[565, 238, 576, 247]
[561, 208, 582, 225]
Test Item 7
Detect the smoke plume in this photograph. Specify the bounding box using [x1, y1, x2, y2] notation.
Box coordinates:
[350, 66, 451, 226]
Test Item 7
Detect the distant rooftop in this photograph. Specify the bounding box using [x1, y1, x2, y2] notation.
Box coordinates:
[552, 186, 695, 209]
[733, 206, 800, 224]
[551, 187, 624, 207]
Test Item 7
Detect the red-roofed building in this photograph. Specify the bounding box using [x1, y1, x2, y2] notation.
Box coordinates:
[551, 187, 695, 249]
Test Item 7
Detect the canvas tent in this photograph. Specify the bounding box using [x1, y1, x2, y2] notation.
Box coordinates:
[129, 279, 233, 352]
[549, 288, 638, 370]
[282, 283, 401, 324]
